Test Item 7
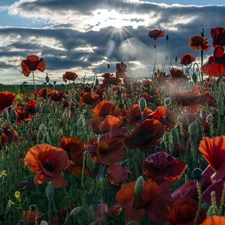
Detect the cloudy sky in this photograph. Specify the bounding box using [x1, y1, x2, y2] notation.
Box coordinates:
[0, 0, 225, 85]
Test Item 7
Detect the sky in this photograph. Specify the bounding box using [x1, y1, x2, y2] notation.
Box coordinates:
[0, 0, 225, 85]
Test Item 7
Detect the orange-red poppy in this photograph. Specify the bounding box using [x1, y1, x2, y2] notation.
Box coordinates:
[48, 90, 64, 102]
[180, 53, 195, 65]
[124, 118, 164, 151]
[63, 72, 78, 81]
[189, 36, 210, 51]
[21, 55, 46, 77]
[22, 210, 44, 225]
[107, 162, 132, 185]
[26, 100, 37, 116]
[2, 124, 18, 143]
[148, 29, 165, 40]
[0, 91, 16, 113]
[93, 100, 116, 117]
[199, 136, 225, 180]
[167, 197, 206, 225]
[211, 26, 225, 47]
[116, 180, 172, 224]
[38, 88, 48, 98]
[24, 144, 70, 188]
[143, 152, 187, 185]
[201, 215, 225, 225]
[201, 56, 225, 77]
[80, 92, 100, 106]
[96, 138, 126, 165]
[88, 116, 105, 134]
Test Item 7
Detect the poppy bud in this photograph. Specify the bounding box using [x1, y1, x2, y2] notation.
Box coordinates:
[107, 64, 110, 69]
[121, 61, 123, 66]
[164, 97, 171, 107]
[86, 156, 95, 171]
[95, 78, 99, 86]
[2, 108, 8, 120]
[10, 108, 17, 122]
[160, 140, 167, 151]
[36, 102, 42, 113]
[46, 182, 55, 200]
[70, 206, 82, 218]
[77, 115, 85, 128]
[206, 114, 214, 123]
[166, 35, 169, 41]
[0, 128, 2, 135]
[207, 205, 219, 217]
[177, 115, 182, 124]
[45, 74, 50, 83]
[192, 168, 203, 180]
[134, 176, 144, 196]
[175, 56, 178, 62]
[40, 221, 49, 225]
[188, 121, 198, 134]
[192, 73, 198, 83]
[138, 97, 147, 112]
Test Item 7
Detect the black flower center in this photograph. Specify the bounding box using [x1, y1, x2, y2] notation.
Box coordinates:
[44, 162, 54, 172]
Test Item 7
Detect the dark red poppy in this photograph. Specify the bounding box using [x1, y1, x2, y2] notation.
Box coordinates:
[189, 36, 210, 51]
[170, 68, 188, 80]
[0, 91, 16, 113]
[148, 29, 165, 40]
[142, 79, 151, 87]
[96, 138, 126, 165]
[116, 62, 127, 72]
[124, 118, 164, 151]
[24, 144, 70, 188]
[172, 166, 212, 201]
[143, 152, 187, 185]
[107, 76, 121, 86]
[180, 53, 195, 65]
[107, 162, 132, 185]
[167, 197, 206, 225]
[99, 127, 130, 142]
[211, 27, 225, 46]
[22, 210, 44, 225]
[88, 116, 105, 134]
[21, 55, 46, 77]
[26, 100, 37, 115]
[15, 104, 30, 124]
[63, 72, 78, 81]
[48, 90, 64, 102]
[2, 125, 18, 143]
[116, 181, 172, 224]
[126, 104, 152, 124]
[171, 85, 207, 114]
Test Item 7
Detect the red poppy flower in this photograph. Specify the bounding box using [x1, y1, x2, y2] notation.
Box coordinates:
[107, 76, 121, 86]
[38, 88, 48, 98]
[202, 215, 225, 225]
[107, 162, 132, 185]
[26, 100, 37, 115]
[15, 104, 30, 124]
[148, 29, 165, 40]
[124, 119, 164, 151]
[171, 85, 207, 114]
[199, 136, 225, 180]
[167, 197, 206, 225]
[63, 72, 78, 81]
[24, 144, 70, 188]
[116, 181, 172, 224]
[88, 116, 105, 134]
[48, 90, 64, 102]
[99, 127, 130, 142]
[2, 125, 18, 143]
[143, 152, 187, 185]
[172, 166, 212, 201]
[211, 27, 225, 46]
[180, 53, 195, 65]
[126, 104, 152, 124]
[96, 138, 126, 165]
[147, 106, 168, 120]
[80, 92, 100, 106]
[0, 91, 16, 113]
[116, 62, 127, 72]
[21, 55, 46, 77]
[170, 68, 188, 80]
[142, 79, 151, 87]
[189, 35, 210, 51]
[22, 210, 44, 225]
[201, 56, 225, 77]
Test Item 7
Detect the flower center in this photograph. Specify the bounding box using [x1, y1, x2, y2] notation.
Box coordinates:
[43, 162, 54, 172]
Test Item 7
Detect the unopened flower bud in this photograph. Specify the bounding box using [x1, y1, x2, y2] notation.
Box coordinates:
[164, 97, 171, 107]
[2, 108, 8, 120]
[134, 176, 144, 196]
[160, 140, 167, 151]
[86, 156, 95, 171]
[10, 108, 17, 122]
[36, 102, 42, 113]
[70, 206, 82, 218]
[192, 168, 203, 181]
[45, 74, 50, 83]
[188, 121, 198, 134]
[206, 114, 214, 123]
[138, 97, 147, 112]
[40, 221, 49, 225]
[46, 182, 55, 200]
[37, 130, 44, 142]
[207, 205, 219, 217]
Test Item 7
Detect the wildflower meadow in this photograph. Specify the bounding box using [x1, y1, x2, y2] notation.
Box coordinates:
[1, 27, 225, 225]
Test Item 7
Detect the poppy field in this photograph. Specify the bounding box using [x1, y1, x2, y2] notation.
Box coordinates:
[1, 27, 225, 225]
